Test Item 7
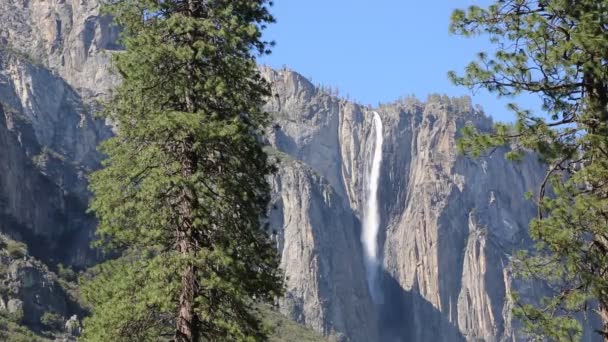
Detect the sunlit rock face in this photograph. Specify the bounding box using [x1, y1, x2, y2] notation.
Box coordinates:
[0, 0, 121, 101]
[0, 0, 114, 266]
[269, 158, 378, 342]
[262, 67, 599, 342]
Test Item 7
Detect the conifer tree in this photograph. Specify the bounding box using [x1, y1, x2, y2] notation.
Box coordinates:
[451, 1, 608, 340]
[81, 1, 282, 341]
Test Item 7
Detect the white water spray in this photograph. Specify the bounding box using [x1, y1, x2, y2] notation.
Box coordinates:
[362, 111, 383, 303]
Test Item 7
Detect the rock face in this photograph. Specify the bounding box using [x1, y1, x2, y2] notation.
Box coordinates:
[0, 235, 77, 329]
[269, 156, 378, 341]
[0, 1, 113, 267]
[0, 2, 113, 337]
[0, 56, 107, 267]
[261, 67, 578, 342]
[0, 0, 121, 100]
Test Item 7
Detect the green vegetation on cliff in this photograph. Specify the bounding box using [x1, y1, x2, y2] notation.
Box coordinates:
[260, 306, 327, 342]
[0, 312, 48, 342]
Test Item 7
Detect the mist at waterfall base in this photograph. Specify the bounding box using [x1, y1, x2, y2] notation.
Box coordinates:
[362, 111, 384, 304]
[361, 113, 405, 342]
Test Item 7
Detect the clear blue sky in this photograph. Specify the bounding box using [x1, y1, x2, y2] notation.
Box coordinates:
[260, 0, 540, 122]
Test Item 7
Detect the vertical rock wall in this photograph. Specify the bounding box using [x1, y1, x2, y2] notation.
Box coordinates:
[262, 68, 579, 342]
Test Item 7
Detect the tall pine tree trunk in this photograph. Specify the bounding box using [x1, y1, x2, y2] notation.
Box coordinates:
[176, 237, 198, 342]
[175, 137, 199, 342]
[176, 0, 200, 334]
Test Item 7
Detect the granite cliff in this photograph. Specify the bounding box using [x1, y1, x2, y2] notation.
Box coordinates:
[0, 0, 116, 268]
[262, 68, 549, 342]
[0, 1, 591, 341]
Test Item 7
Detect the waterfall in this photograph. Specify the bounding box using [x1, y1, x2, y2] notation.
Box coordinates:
[362, 111, 383, 303]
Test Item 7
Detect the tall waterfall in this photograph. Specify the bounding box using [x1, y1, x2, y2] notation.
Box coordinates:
[362, 111, 383, 303]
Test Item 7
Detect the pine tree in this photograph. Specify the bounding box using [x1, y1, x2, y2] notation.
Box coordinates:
[450, 1, 608, 340]
[81, 1, 283, 341]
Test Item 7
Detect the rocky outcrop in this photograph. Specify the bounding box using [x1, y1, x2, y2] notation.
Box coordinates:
[0, 0, 121, 101]
[0, 4, 112, 337]
[0, 55, 108, 267]
[375, 98, 544, 342]
[0, 0, 113, 266]
[0, 235, 77, 331]
[261, 67, 581, 341]
[269, 155, 378, 342]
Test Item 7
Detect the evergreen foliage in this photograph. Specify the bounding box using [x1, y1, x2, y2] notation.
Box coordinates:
[82, 1, 283, 341]
[5, 240, 27, 259]
[451, 1, 608, 340]
[0, 311, 49, 342]
[258, 305, 327, 342]
[40, 312, 64, 331]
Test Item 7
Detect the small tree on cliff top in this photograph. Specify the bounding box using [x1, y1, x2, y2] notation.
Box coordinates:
[451, 1, 608, 340]
[82, 1, 283, 341]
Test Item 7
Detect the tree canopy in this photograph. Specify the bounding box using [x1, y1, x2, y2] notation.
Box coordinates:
[451, 1, 608, 340]
[82, 1, 283, 341]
